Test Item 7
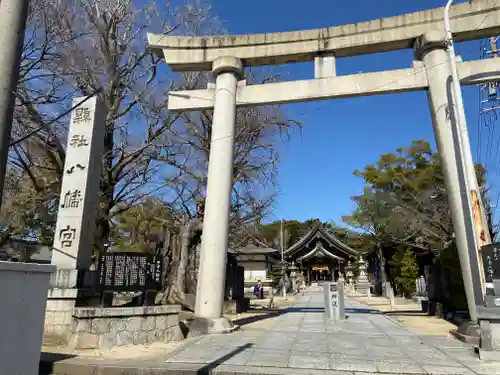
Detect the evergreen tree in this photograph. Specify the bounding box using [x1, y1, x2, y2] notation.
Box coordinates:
[392, 248, 419, 297]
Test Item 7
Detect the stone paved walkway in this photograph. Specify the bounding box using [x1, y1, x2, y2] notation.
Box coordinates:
[164, 292, 499, 374]
[41, 291, 500, 374]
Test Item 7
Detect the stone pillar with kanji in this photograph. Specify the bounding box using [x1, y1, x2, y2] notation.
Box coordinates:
[45, 96, 106, 342]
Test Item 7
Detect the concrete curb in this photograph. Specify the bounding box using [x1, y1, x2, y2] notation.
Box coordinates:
[39, 355, 462, 375]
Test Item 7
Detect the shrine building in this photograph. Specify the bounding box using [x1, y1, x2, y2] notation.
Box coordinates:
[283, 224, 358, 284]
[231, 235, 280, 283]
[232, 224, 359, 285]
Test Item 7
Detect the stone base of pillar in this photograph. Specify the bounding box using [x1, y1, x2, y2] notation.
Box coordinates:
[182, 316, 239, 337]
[477, 348, 500, 360]
[474, 312, 500, 360]
[44, 268, 100, 344]
[354, 282, 371, 297]
[449, 321, 480, 347]
[344, 283, 355, 296]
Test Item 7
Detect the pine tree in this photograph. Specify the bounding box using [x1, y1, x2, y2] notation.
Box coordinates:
[394, 249, 419, 297]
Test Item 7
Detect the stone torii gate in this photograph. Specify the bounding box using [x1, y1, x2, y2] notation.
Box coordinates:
[148, 1, 500, 336]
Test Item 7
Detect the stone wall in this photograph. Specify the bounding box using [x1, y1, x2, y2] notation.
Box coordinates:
[69, 305, 183, 350]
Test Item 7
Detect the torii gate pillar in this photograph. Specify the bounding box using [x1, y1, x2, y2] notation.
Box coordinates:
[415, 31, 481, 340]
[193, 56, 243, 333]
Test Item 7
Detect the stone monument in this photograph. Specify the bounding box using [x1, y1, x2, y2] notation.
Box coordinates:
[45, 96, 106, 341]
[476, 243, 500, 359]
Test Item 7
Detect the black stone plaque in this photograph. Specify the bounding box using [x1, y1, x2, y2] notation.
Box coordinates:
[97, 253, 163, 292]
[481, 243, 500, 283]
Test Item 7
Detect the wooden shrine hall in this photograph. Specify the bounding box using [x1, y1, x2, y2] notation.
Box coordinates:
[284, 224, 358, 284]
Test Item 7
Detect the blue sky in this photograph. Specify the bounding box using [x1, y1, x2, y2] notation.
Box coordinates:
[208, 0, 499, 225]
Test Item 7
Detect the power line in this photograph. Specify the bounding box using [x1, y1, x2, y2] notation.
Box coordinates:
[9, 89, 101, 148]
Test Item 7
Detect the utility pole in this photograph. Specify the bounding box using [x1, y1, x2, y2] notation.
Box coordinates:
[0, 0, 30, 207]
[280, 219, 287, 298]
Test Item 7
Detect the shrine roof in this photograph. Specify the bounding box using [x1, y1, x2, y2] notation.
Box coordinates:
[230, 235, 279, 255]
[295, 242, 346, 262]
[284, 224, 358, 259]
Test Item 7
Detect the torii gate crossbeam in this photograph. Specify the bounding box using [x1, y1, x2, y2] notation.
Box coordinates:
[167, 58, 500, 111]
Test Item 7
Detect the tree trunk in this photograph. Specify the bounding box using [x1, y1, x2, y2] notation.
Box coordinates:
[377, 244, 389, 296]
[162, 232, 179, 304]
[93, 121, 115, 258]
[163, 219, 202, 311]
[186, 241, 201, 295]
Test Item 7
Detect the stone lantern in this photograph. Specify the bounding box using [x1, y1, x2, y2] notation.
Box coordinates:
[345, 261, 354, 284]
[277, 260, 289, 297]
[355, 257, 371, 297]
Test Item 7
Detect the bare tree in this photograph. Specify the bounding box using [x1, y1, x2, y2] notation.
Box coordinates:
[7, 0, 78, 245]
[154, 70, 298, 306]
[7, 0, 299, 310]
[8, 0, 220, 252]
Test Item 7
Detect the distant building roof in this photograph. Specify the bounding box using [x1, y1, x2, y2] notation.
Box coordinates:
[230, 235, 279, 256]
[284, 224, 358, 262]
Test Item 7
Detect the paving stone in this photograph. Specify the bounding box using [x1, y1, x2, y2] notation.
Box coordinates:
[330, 348, 368, 358]
[331, 358, 378, 372]
[330, 343, 364, 352]
[364, 339, 396, 348]
[375, 359, 425, 374]
[212, 347, 255, 366]
[407, 349, 462, 365]
[245, 349, 291, 367]
[213, 364, 351, 375]
[275, 325, 300, 332]
[466, 363, 500, 375]
[165, 347, 221, 363]
[440, 348, 481, 365]
[260, 339, 295, 351]
[421, 365, 477, 375]
[289, 352, 332, 369]
[293, 340, 330, 353]
[366, 347, 408, 360]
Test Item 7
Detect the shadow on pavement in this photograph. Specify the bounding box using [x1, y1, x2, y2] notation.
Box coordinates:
[383, 310, 428, 317]
[233, 306, 385, 327]
[233, 310, 284, 326]
[286, 307, 325, 313]
[38, 352, 77, 375]
[196, 343, 254, 373]
[345, 308, 381, 314]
